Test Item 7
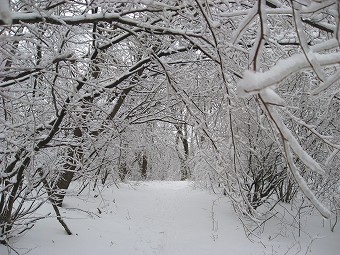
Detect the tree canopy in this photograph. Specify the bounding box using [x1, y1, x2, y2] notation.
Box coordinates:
[0, 0, 339, 244]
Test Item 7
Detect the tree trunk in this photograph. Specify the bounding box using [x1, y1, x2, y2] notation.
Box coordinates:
[53, 144, 83, 207]
[140, 153, 148, 180]
[175, 123, 190, 180]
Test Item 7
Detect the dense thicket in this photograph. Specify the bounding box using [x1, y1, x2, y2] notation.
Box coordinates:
[0, 0, 339, 244]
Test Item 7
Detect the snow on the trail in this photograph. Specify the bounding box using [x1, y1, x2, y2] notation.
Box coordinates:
[0, 181, 339, 255]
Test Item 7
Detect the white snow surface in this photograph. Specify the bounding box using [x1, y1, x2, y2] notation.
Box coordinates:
[1, 181, 339, 255]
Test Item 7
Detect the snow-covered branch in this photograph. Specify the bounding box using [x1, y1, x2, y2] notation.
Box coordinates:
[237, 52, 340, 97]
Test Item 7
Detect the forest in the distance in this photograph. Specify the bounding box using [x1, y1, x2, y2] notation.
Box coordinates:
[0, 0, 339, 247]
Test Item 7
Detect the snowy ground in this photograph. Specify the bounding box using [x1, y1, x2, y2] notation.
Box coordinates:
[1, 181, 339, 255]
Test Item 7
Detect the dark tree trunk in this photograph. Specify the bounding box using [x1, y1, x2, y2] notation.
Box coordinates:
[53, 144, 83, 207]
[119, 162, 128, 182]
[175, 124, 190, 180]
[140, 154, 148, 180]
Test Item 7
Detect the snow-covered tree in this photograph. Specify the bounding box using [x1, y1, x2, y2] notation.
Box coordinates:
[0, 0, 339, 244]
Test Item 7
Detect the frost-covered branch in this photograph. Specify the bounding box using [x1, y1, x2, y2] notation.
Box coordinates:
[283, 140, 331, 218]
[237, 52, 340, 96]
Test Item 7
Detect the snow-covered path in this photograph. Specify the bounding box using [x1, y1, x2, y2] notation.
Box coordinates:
[114, 181, 245, 255]
[1, 181, 339, 255]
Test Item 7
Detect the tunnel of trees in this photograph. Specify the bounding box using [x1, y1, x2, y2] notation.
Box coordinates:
[0, 0, 339, 244]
